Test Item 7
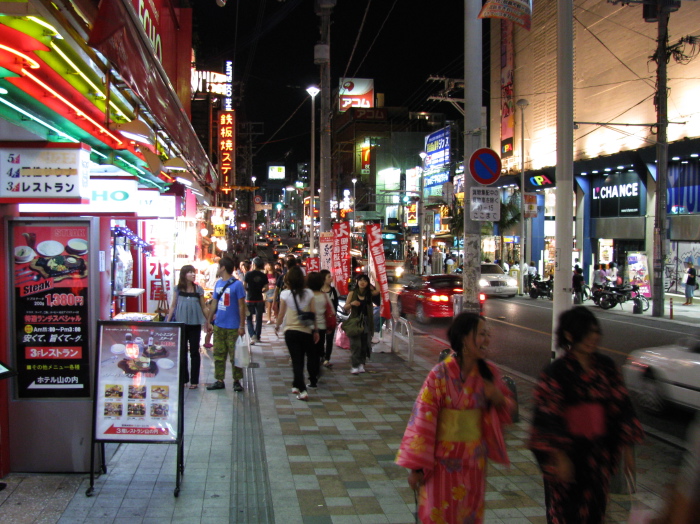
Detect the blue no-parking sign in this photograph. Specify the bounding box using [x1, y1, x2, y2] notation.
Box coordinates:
[469, 148, 502, 185]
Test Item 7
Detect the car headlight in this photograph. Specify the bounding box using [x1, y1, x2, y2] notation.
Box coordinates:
[507, 278, 518, 286]
[395, 267, 404, 277]
[479, 279, 489, 287]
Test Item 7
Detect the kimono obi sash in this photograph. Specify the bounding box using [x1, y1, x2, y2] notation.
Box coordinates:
[437, 409, 482, 442]
[564, 402, 606, 439]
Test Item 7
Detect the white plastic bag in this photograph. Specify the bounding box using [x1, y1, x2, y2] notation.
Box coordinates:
[234, 334, 251, 368]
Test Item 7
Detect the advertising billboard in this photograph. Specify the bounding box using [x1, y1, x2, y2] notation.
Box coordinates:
[268, 165, 285, 180]
[424, 127, 451, 170]
[339, 78, 375, 112]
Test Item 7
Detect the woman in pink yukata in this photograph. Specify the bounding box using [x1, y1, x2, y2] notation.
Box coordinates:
[396, 312, 514, 524]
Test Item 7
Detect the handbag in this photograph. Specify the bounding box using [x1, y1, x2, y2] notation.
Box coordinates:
[292, 292, 315, 328]
[341, 314, 365, 337]
[324, 295, 337, 330]
[334, 324, 351, 349]
[234, 334, 251, 368]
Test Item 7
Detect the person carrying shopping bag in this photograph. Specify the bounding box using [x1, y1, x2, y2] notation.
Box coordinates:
[342, 274, 378, 375]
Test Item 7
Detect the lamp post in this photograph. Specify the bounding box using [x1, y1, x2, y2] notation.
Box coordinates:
[418, 152, 427, 275]
[251, 176, 257, 245]
[516, 99, 529, 295]
[351, 177, 357, 228]
[307, 85, 320, 257]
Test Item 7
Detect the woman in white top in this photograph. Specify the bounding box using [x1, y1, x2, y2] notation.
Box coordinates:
[307, 271, 330, 384]
[274, 266, 319, 401]
[592, 263, 608, 289]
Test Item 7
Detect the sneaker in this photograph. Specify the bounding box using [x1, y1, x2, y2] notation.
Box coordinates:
[203, 343, 213, 349]
[206, 380, 225, 390]
[307, 382, 318, 389]
[351, 367, 361, 375]
[266, 320, 273, 325]
[297, 390, 309, 401]
[292, 387, 300, 394]
[359, 364, 366, 373]
[233, 381, 244, 392]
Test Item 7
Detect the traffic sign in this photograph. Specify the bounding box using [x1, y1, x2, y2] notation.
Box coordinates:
[254, 195, 262, 204]
[469, 148, 502, 185]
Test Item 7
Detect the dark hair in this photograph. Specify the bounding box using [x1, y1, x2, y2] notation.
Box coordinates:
[555, 306, 600, 350]
[240, 260, 251, 272]
[356, 274, 370, 285]
[177, 265, 196, 292]
[446, 312, 485, 363]
[307, 271, 324, 291]
[320, 269, 331, 281]
[285, 265, 306, 296]
[286, 257, 297, 269]
[575, 267, 583, 275]
[219, 257, 235, 275]
[253, 257, 264, 269]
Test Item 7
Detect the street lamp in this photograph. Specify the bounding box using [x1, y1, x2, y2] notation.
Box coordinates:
[251, 176, 257, 243]
[516, 98, 529, 295]
[351, 177, 357, 228]
[307, 85, 320, 257]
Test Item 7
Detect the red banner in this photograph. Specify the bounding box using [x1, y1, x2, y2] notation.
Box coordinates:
[366, 224, 391, 319]
[332, 222, 350, 295]
[306, 257, 320, 273]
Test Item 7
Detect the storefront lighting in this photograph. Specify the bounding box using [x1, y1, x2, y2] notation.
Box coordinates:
[604, 168, 611, 172]
[92, 149, 108, 160]
[109, 118, 152, 146]
[0, 44, 40, 69]
[20, 68, 123, 144]
[0, 95, 78, 142]
[48, 42, 128, 120]
[27, 16, 63, 39]
[0, 87, 6, 94]
[164, 156, 188, 171]
[672, 156, 680, 161]
[216, 238, 227, 251]
[176, 176, 192, 187]
[592, 170, 599, 174]
[200, 228, 209, 237]
[682, 161, 689, 164]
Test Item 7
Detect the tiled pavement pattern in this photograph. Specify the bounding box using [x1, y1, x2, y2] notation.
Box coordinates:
[0, 320, 685, 524]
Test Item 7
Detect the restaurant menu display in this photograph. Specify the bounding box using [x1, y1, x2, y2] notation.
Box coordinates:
[12, 222, 91, 398]
[94, 321, 182, 442]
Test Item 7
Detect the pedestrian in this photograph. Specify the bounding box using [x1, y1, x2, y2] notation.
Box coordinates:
[343, 274, 379, 375]
[528, 306, 643, 524]
[274, 266, 319, 401]
[244, 257, 267, 344]
[592, 263, 608, 290]
[264, 262, 279, 324]
[165, 264, 210, 389]
[307, 271, 328, 387]
[205, 256, 220, 289]
[572, 266, 584, 304]
[205, 257, 247, 392]
[683, 261, 696, 306]
[608, 262, 619, 285]
[528, 261, 538, 289]
[319, 268, 339, 367]
[395, 312, 513, 524]
[423, 253, 431, 276]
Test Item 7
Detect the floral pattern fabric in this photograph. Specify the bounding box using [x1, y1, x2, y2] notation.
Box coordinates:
[528, 351, 644, 524]
[396, 355, 512, 524]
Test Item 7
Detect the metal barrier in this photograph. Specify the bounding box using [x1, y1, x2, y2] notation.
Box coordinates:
[390, 317, 415, 365]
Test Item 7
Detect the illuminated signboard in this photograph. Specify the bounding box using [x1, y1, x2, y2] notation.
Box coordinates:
[361, 145, 371, 174]
[268, 166, 285, 180]
[425, 127, 451, 170]
[424, 171, 450, 189]
[224, 60, 233, 111]
[218, 110, 235, 193]
[339, 78, 374, 112]
[132, 0, 162, 62]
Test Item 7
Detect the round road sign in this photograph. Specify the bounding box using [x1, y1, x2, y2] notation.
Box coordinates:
[254, 195, 262, 204]
[469, 148, 502, 185]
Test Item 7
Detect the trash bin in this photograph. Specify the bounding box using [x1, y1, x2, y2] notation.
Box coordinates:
[633, 297, 643, 314]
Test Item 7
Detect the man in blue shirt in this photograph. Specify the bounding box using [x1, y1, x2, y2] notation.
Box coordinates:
[206, 257, 247, 391]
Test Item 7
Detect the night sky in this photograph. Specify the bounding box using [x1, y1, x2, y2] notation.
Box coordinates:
[192, 0, 466, 173]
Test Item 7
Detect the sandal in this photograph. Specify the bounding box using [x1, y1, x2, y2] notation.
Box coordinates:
[188, 384, 198, 389]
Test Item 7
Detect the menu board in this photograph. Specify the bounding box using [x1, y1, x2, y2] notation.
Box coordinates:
[94, 321, 182, 442]
[12, 221, 91, 398]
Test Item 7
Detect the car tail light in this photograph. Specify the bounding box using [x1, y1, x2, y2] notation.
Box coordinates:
[453, 288, 463, 293]
[479, 293, 486, 314]
[430, 295, 449, 302]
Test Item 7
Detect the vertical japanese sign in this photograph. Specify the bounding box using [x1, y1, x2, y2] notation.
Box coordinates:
[524, 193, 538, 218]
[307, 258, 320, 272]
[332, 222, 350, 295]
[499, 20, 515, 159]
[366, 224, 391, 319]
[319, 232, 334, 270]
[94, 321, 182, 442]
[218, 110, 235, 192]
[12, 221, 91, 398]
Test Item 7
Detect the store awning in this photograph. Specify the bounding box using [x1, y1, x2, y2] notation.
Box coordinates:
[88, 0, 216, 187]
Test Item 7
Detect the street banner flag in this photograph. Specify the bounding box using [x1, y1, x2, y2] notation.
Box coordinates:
[479, 0, 532, 31]
[332, 222, 350, 295]
[366, 224, 392, 320]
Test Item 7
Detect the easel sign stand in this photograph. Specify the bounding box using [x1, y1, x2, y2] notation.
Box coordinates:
[86, 320, 185, 497]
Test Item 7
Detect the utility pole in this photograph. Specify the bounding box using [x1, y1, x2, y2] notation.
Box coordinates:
[462, 0, 482, 313]
[315, 0, 335, 233]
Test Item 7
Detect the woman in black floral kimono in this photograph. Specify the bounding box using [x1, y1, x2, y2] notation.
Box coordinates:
[529, 307, 644, 523]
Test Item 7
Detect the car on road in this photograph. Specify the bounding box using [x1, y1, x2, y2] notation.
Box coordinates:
[255, 237, 269, 248]
[273, 243, 290, 256]
[479, 263, 518, 297]
[397, 275, 465, 323]
[622, 338, 700, 414]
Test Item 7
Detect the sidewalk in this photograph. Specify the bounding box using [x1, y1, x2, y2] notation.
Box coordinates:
[0, 320, 684, 524]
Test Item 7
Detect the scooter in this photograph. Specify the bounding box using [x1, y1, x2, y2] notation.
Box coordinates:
[529, 276, 553, 299]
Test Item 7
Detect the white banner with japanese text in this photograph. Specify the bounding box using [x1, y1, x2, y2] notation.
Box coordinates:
[319, 232, 334, 271]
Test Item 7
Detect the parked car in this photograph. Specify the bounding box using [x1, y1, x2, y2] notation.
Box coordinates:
[479, 263, 518, 297]
[622, 338, 700, 414]
[397, 275, 464, 323]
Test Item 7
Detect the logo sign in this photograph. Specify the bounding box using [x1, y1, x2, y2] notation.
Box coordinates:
[591, 171, 644, 218]
[425, 127, 451, 170]
[526, 172, 556, 191]
[339, 78, 374, 112]
[470, 187, 501, 221]
[424, 171, 450, 188]
[469, 148, 502, 185]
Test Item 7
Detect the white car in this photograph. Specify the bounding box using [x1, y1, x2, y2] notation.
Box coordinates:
[622, 339, 700, 414]
[479, 263, 518, 297]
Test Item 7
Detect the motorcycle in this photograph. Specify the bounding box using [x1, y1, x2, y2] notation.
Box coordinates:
[529, 276, 553, 299]
[598, 283, 650, 311]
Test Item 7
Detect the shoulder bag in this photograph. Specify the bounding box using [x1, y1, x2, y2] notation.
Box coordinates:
[292, 292, 315, 328]
[324, 294, 337, 330]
